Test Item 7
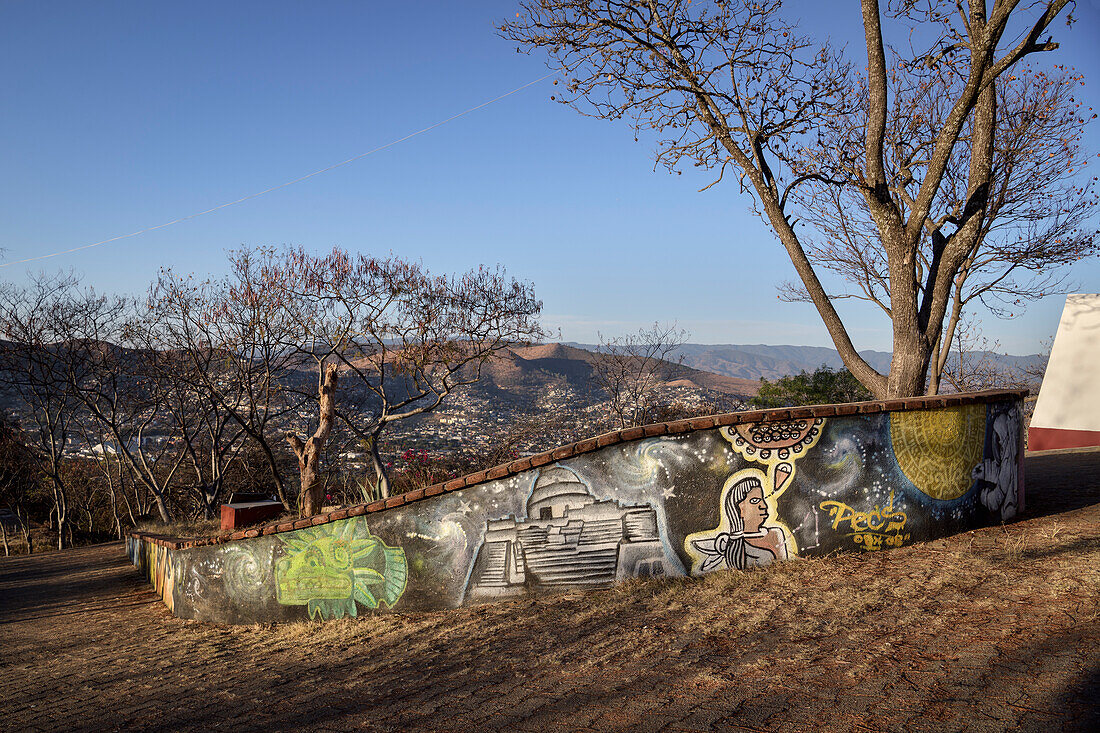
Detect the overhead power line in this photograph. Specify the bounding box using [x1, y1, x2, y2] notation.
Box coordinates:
[1, 72, 556, 269]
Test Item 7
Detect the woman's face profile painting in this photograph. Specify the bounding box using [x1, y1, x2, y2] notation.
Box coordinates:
[737, 485, 769, 534]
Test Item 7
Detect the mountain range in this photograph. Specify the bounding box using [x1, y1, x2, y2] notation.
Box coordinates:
[567, 342, 1045, 383]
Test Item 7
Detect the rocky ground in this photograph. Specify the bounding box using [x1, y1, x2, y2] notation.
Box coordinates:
[1, 449, 1097, 732]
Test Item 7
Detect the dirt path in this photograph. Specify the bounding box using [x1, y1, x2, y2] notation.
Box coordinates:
[2, 450, 1097, 732]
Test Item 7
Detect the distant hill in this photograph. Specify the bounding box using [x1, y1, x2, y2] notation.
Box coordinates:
[672, 344, 892, 381]
[566, 342, 1044, 383]
[469, 343, 759, 398]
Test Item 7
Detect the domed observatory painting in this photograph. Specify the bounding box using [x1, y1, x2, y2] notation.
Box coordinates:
[463, 466, 681, 602]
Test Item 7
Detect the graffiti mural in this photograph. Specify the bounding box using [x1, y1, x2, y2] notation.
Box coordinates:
[819, 492, 910, 551]
[464, 466, 677, 603]
[128, 394, 1025, 623]
[686, 417, 824, 571]
[891, 405, 986, 501]
[687, 469, 788, 571]
[275, 518, 407, 620]
[972, 402, 1022, 521]
[127, 538, 177, 614]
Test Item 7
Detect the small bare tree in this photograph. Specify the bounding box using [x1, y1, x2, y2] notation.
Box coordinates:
[0, 420, 40, 555]
[246, 247, 545, 503]
[939, 316, 1009, 393]
[939, 316, 1049, 399]
[591, 322, 689, 429]
[150, 254, 306, 511]
[0, 274, 84, 548]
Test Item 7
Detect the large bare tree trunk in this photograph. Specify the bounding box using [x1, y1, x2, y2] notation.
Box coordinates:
[287, 364, 338, 517]
[888, 342, 932, 397]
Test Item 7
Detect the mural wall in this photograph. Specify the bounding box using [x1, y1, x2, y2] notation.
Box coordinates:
[130, 396, 1025, 624]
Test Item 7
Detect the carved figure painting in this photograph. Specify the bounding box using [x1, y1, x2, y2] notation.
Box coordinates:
[973, 402, 1022, 521]
[274, 517, 407, 620]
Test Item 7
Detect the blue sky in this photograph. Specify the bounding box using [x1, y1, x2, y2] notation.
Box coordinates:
[1, 0, 1097, 355]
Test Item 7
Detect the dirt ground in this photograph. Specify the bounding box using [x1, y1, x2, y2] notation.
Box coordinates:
[1, 449, 1097, 733]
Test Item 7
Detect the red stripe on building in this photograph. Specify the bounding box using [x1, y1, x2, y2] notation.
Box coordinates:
[1028, 426, 1100, 451]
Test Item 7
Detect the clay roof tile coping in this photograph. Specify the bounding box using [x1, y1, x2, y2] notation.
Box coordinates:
[126, 389, 1024, 545]
[575, 438, 600, 453]
[530, 452, 554, 467]
[595, 433, 619, 448]
[508, 457, 534, 473]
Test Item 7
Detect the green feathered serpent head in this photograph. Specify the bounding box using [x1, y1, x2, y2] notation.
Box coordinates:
[274, 517, 407, 620]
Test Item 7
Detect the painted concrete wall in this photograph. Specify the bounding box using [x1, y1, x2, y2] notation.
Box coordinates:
[130, 395, 1024, 624]
[1030, 294, 1100, 450]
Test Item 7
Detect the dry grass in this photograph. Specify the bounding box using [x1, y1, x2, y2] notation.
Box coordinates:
[133, 517, 224, 538]
[133, 511, 302, 539]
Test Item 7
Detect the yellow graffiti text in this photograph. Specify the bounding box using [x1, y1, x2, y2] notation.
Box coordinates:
[850, 531, 911, 551]
[820, 492, 907, 534]
[819, 492, 909, 552]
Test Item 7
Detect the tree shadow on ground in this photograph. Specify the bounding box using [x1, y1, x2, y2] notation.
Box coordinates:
[1055, 666, 1100, 733]
[1003, 628, 1100, 732]
[0, 541, 147, 620]
[1020, 535, 1100, 562]
[1022, 450, 1100, 519]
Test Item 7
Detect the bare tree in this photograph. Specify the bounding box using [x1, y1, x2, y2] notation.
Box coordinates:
[15, 284, 189, 523]
[503, 0, 1084, 398]
[286, 363, 338, 516]
[938, 315, 1049, 399]
[591, 322, 689, 428]
[0, 420, 41, 554]
[156, 351, 249, 518]
[75, 420, 125, 538]
[246, 247, 545, 502]
[0, 274, 83, 548]
[939, 315, 1010, 393]
[784, 64, 1097, 393]
[150, 253, 306, 511]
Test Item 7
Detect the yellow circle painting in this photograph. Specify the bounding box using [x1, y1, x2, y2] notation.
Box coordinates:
[890, 405, 986, 500]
